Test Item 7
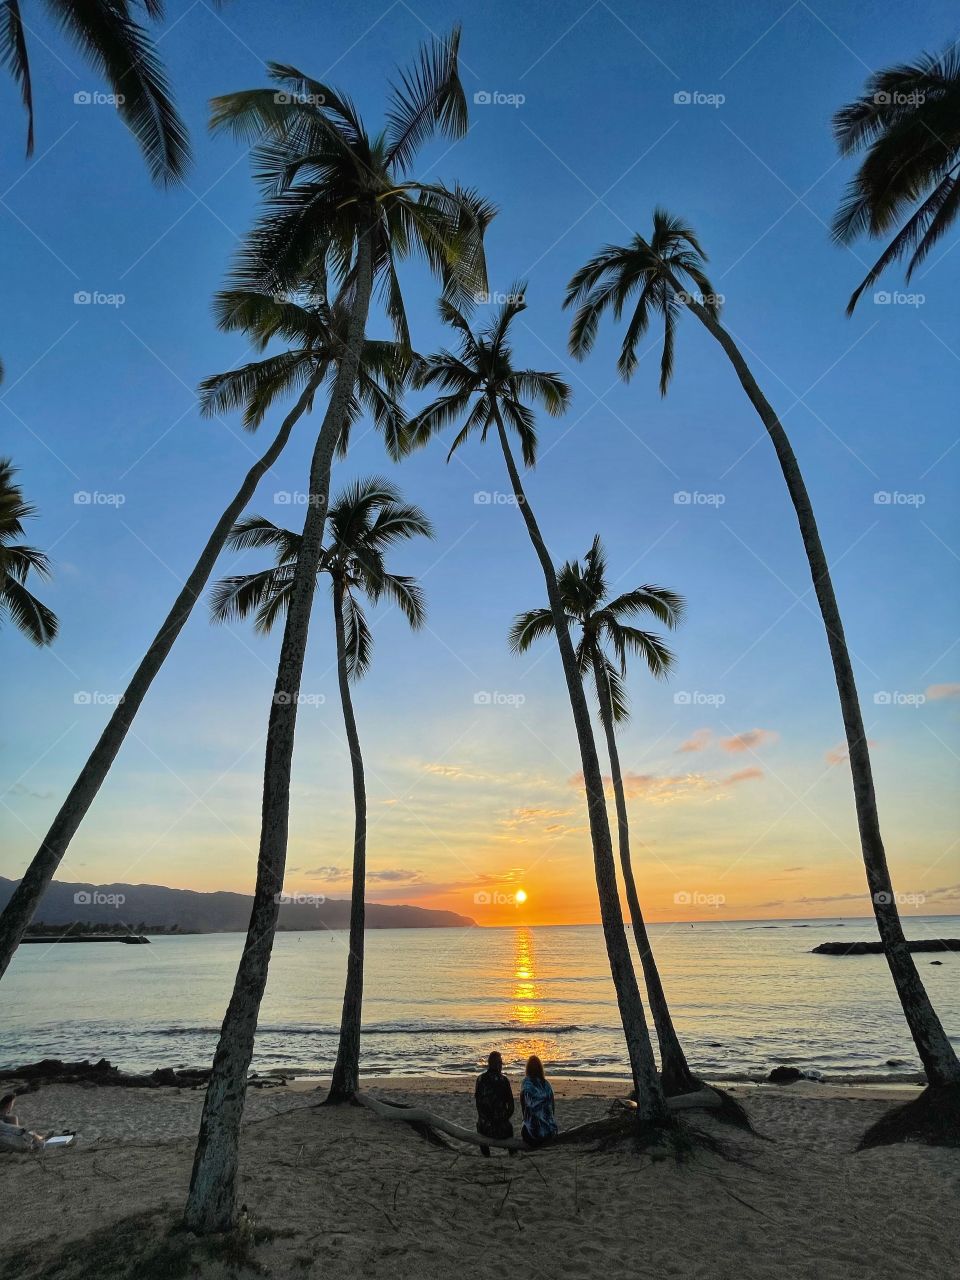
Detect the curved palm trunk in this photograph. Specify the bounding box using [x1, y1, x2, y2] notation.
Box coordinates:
[0, 372, 324, 982]
[590, 650, 698, 1095]
[326, 578, 367, 1102]
[492, 412, 667, 1126]
[680, 292, 959, 1086]
[183, 227, 375, 1235]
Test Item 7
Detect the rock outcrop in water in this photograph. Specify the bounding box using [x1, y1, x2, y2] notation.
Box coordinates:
[0, 1058, 290, 1089]
[812, 939, 960, 956]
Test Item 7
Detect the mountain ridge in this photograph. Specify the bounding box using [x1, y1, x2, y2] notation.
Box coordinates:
[0, 876, 476, 932]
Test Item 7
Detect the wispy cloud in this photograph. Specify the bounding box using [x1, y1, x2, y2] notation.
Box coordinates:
[677, 729, 713, 753]
[304, 865, 427, 886]
[756, 882, 960, 909]
[925, 682, 960, 701]
[421, 762, 489, 782]
[500, 806, 575, 827]
[369, 868, 425, 884]
[4, 781, 52, 800]
[724, 767, 764, 785]
[568, 768, 763, 804]
[721, 728, 779, 754]
[825, 739, 877, 766]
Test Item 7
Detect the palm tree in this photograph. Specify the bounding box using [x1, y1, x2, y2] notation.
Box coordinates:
[405, 289, 669, 1129]
[566, 210, 960, 1097]
[209, 478, 431, 1104]
[0, 271, 410, 984]
[831, 46, 960, 312]
[2, 0, 191, 183]
[0, 458, 58, 645]
[510, 536, 699, 1095]
[184, 28, 490, 1233]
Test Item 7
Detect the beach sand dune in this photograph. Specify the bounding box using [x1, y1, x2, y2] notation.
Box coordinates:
[0, 1078, 954, 1279]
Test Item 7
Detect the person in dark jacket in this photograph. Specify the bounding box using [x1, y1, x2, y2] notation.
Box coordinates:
[474, 1051, 515, 1157]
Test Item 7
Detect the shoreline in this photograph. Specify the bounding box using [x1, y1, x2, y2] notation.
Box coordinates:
[0, 1057, 929, 1092]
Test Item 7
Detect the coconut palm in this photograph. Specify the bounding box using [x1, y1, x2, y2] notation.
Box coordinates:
[565, 210, 960, 1100]
[405, 289, 669, 1128]
[2, 0, 191, 183]
[0, 271, 411, 986]
[831, 46, 960, 312]
[184, 28, 490, 1233]
[0, 458, 58, 645]
[510, 537, 699, 1095]
[209, 478, 431, 1104]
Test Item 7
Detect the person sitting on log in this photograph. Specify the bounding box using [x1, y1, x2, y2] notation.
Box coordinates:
[520, 1055, 558, 1147]
[474, 1051, 516, 1157]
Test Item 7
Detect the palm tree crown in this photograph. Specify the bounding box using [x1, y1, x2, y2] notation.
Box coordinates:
[210, 24, 493, 326]
[564, 208, 718, 394]
[210, 476, 432, 675]
[832, 46, 960, 312]
[405, 287, 571, 465]
[2, 0, 190, 182]
[198, 273, 415, 459]
[509, 535, 683, 720]
[0, 458, 58, 646]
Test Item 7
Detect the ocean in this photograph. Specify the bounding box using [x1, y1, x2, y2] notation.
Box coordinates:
[4, 917, 957, 1082]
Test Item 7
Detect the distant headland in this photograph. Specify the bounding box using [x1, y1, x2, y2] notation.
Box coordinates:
[0, 876, 476, 934]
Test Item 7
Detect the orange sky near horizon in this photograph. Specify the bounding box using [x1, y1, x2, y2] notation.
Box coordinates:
[25, 713, 958, 929]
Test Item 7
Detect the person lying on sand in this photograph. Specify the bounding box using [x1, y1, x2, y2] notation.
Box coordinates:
[475, 1051, 516, 1157]
[0, 1092, 45, 1153]
[520, 1055, 558, 1147]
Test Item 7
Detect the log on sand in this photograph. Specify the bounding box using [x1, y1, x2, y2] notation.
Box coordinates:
[355, 1088, 721, 1152]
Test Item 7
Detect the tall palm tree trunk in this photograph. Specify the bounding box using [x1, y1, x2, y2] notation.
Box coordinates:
[492, 411, 668, 1126]
[0, 372, 324, 983]
[590, 651, 699, 1095]
[326, 577, 367, 1103]
[680, 293, 959, 1086]
[183, 228, 376, 1235]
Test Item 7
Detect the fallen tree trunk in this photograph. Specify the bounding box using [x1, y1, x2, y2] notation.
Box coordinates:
[659, 1089, 720, 1111]
[356, 1093, 525, 1149]
[355, 1087, 722, 1152]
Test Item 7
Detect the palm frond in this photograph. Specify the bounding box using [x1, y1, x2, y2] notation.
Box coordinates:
[593, 653, 630, 723]
[50, 0, 190, 184]
[605, 584, 685, 629]
[3, 542, 52, 581]
[209, 566, 289, 627]
[225, 516, 302, 561]
[1, 573, 58, 644]
[1, 0, 33, 156]
[340, 588, 373, 679]
[384, 23, 467, 173]
[614, 624, 676, 679]
[198, 350, 316, 428]
[507, 606, 555, 654]
[372, 572, 427, 628]
[510, 370, 571, 417]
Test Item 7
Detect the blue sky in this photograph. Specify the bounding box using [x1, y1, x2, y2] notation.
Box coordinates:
[1, 0, 958, 925]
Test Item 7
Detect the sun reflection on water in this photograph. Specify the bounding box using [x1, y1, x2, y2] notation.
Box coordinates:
[510, 927, 541, 1026]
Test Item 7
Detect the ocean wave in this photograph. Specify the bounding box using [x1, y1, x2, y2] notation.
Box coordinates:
[84, 1020, 622, 1040]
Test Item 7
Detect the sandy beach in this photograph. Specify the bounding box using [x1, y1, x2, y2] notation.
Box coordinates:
[1, 1076, 955, 1279]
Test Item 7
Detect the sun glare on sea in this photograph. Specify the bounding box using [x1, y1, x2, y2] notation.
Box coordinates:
[514, 888, 527, 904]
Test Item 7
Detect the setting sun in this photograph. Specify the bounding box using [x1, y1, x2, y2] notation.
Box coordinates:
[514, 889, 528, 905]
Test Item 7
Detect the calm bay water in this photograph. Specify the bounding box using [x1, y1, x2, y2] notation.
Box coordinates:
[3, 918, 958, 1082]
